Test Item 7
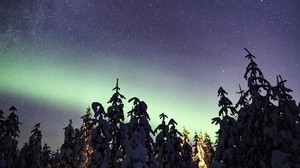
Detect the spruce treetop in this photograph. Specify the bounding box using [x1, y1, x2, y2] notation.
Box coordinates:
[81, 106, 93, 124]
[243, 48, 263, 80]
[107, 78, 126, 124]
[217, 87, 236, 117]
[9, 106, 17, 112]
[243, 48, 271, 90]
[91, 102, 105, 119]
[30, 123, 42, 142]
[128, 97, 150, 120]
[159, 113, 168, 122]
[274, 75, 293, 101]
[244, 48, 256, 62]
[5, 106, 21, 138]
[34, 123, 41, 129]
[107, 78, 126, 105]
[235, 84, 249, 108]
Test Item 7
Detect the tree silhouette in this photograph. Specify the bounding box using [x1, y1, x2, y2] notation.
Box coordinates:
[193, 131, 215, 168]
[180, 128, 196, 168]
[165, 118, 185, 167]
[154, 114, 188, 167]
[203, 133, 214, 167]
[107, 78, 126, 125]
[89, 102, 111, 168]
[0, 106, 21, 168]
[193, 132, 205, 168]
[154, 113, 169, 167]
[50, 148, 61, 168]
[77, 107, 93, 168]
[42, 143, 52, 168]
[237, 49, 276, 167]
[266, 75, 300, 166]
[59, 119, 76, 168]
[19, 142, 30, 167]
[0, 110, 5, 139]
[122, 98, 156, 167]
[0, 109, 6, 166]
[212, 48, 300, 167]
[107, 78, 126, 167]
[18, 123, 43, 167]
[212, 87, 239, 167]
[29, 123, 43, 167]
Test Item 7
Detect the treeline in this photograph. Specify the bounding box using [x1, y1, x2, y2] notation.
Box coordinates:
[0, 79, 214, 168]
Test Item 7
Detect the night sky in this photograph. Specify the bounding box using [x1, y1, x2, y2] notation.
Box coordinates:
[0, 0, 299, 148]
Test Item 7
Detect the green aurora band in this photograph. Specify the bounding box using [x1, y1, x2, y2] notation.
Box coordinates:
[0, 43, 219, 140]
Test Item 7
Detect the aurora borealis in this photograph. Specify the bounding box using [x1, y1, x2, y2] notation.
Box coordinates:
[1, 0, 299, 148]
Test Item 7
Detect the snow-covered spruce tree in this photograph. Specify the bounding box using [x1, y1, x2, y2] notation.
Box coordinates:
[0, 110, 5, 140]
[89, 102, 111, 167]
[181, 128, 196, 168]
[18, 142, 30, 167]
[155, 114, 190, 168]
[192, 132, 207, 168]
[0, 110, 6, 167]
[50, 148, 60, 168]
[27, 123, 43, 167]
[235, 48, 276, 167]
[72, 128, 84, 167]
[59, 119, 76, 168]
[42, 143, 52, 168]
[266, 75, 300, 166]
[212, 87, 239, 167]
[234, 84, 250, 167]
[76, 107, 93, 168]
[106, 79, 126, 167]
[67, 108, 94, 168]
[225, 48, 300, 167]
[203, 133, 214, 167]
[154, 113, 169, 167]
[18, 123, 43, 168]
[122, 97, 156, 168]
[0, 106, 21, 168]
[89, 79, 126, 167]
[165, 118, 187, 167]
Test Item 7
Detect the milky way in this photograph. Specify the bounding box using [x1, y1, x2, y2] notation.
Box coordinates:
[0, 0, 299, 148]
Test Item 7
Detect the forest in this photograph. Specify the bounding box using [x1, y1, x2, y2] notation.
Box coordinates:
[1, 49, 300, 168]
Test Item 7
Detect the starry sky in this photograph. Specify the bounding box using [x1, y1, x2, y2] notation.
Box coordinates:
[0, 0, 299, 148]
